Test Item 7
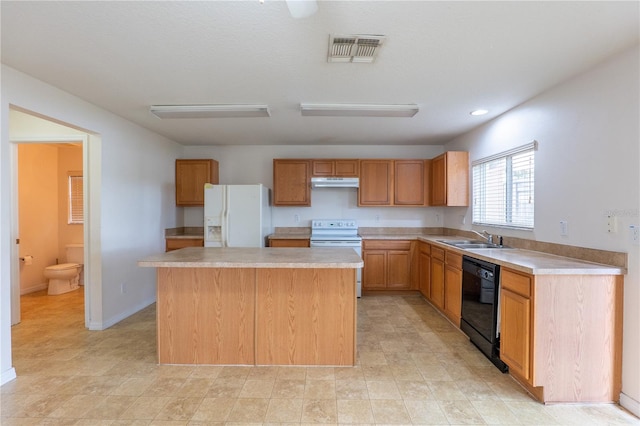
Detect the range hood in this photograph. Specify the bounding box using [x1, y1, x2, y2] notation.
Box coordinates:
[311, 177, 359, 188]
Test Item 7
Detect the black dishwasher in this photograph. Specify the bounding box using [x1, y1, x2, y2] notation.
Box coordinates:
[460, 255, 508, 372]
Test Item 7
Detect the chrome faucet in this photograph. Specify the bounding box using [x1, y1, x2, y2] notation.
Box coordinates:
[471, 230, 494, 244]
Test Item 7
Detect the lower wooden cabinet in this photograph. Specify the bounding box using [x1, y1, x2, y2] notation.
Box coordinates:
[269, 238, 310, 248]
[165, 238, 204, 252]
[362, 240, 412, 290]
[417, 242, 431, 298]
[500, 270, 532, 381]
[443, 250, 462, 327]
[429, 246, 445, 309]
[498, 267, 624, 403]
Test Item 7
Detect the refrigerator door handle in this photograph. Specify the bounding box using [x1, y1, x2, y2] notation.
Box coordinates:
[222, 186, 229, 247]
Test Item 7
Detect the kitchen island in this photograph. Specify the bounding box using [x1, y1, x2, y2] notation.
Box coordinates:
[138, 247, 363, 366]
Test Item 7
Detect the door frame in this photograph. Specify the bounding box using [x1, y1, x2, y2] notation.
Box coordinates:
[10, 134, 96, 328]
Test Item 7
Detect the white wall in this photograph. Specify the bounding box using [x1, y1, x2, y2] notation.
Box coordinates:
[444, 46, 640, 414]
[0, 65, 183, 385]
[182, 145, 446, 229]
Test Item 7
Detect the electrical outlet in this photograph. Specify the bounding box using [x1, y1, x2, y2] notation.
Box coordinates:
[375, 215, 380, 223]
[560, 220, 568, 236]
[630, 225, 639, 245]
[606, 215, 618, 233]
[294, 214, 300, 223]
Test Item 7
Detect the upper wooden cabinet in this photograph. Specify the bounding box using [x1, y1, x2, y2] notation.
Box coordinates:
[430, 151, 469, 206]
[358, 160, 392, 206]
[311, 159, 359, 177]
[175, 159, 219, 206]
[273, 159, 311, 206]
[359, 159, 428, 207]
[394, 160, 427, 206]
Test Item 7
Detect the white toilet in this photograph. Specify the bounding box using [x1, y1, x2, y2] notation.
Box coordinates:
[44, 244, 84, 295]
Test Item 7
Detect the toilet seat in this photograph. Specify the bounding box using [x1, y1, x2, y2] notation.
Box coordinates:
[45, 263, 79, 271]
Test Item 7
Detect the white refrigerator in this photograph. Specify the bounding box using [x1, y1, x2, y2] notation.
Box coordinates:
[204, 184, 272, 247]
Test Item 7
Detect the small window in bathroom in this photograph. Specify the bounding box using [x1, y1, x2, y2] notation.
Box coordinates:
[68, 172, 83, 224]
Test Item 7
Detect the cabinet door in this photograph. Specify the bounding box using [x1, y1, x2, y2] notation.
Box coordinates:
[444, 264, 462, 326]
[311, 160, 334, 176]
[500, 268, 532, 381]
[175, 159, 218, 206]
[500, 288, 531, 381]
[273, 160, 311, 206]
[430, 152, 469, 207]
[359, 160, 392, 206]
[418, 245, 431, 299]
[394, 160, 425, 205]
[362, 251, 387, 289]
[430, 256, 445, 309]
[430, 154, 447, 206]
[335, 160, 359, 177]
[387, 251, 411, 289]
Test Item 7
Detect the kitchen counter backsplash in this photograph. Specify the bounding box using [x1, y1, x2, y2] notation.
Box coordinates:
[358, 227, 444, 237]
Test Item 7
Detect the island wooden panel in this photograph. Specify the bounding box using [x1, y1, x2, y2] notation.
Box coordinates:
[156, 267, 255, 365]
[255, 268, 356, 366]
[532, 274, 623, 403]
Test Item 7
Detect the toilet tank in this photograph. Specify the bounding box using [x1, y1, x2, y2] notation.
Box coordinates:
[66, 244, 84, 264]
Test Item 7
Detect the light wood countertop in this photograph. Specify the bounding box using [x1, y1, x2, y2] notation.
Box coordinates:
[417, 236, 626, 276]
[138, 246, 363, 269]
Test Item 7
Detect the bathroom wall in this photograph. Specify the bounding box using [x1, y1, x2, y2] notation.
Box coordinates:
[18, 143, 83, 294]
[57, 144, 83, 259]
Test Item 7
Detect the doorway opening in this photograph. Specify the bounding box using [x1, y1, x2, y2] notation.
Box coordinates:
[9, 106, 100, 330]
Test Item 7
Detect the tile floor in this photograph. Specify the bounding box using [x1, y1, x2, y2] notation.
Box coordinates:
[1, 288, 638, 425]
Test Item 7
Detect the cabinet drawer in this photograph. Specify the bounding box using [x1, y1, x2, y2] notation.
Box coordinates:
[418, 241, 431, 255]
[166, 238, 204, 252]
[363, 240, 411, 250]
[269, 239, 310, 248]
[431, 246, 445, 261]
[501, 269, 532, 298]
[445, 251, 462, 269]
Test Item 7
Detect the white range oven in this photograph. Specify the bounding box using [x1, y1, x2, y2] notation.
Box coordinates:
[310, 219, 362, 297]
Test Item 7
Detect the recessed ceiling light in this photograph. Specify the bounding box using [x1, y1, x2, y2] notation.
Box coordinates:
[470, 109, 489, 116]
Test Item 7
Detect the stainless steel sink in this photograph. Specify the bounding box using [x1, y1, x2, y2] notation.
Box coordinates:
[437, 239, 511, 249]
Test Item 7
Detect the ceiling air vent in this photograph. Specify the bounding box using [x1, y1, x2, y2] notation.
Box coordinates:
[328, 34, 386, 63]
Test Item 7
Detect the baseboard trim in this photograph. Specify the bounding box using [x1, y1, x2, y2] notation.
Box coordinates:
[1, 367, 17, 386]
[88, 297, 155, 330]
[620, 392, 640, 418]
[21, 283, 47, 295]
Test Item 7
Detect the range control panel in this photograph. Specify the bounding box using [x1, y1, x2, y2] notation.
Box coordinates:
[311, 219, 357, 230]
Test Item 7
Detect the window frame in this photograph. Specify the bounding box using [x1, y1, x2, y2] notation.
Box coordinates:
[68, 171, 84, 225]
[471, 141, 536, 230]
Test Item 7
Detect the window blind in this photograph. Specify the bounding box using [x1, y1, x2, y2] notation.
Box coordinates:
[472, 142, 536, 229]
[68, 173, 83, 224]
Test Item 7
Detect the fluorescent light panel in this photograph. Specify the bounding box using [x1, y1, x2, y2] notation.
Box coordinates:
[300, 103, 418, 117]
[150, 104, 270, 119]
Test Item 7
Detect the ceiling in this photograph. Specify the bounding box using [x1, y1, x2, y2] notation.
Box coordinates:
[2, 1, 638, 146]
